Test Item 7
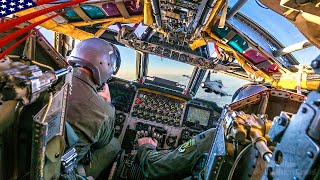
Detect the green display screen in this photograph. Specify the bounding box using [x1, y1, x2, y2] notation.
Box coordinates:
[187, 107, 211, 126]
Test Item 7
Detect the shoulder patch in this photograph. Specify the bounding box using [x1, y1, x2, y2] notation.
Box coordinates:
[178, 139, 195, 153]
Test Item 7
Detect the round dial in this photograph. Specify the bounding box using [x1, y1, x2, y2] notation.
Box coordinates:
[166, 135, 177, 147]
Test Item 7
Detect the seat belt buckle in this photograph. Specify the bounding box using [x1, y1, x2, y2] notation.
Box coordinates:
[61, 148, 78, 174]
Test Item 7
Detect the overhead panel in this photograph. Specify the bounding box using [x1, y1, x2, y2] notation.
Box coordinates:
[206, 12, 304, 77]
[211, 24, 280, 74]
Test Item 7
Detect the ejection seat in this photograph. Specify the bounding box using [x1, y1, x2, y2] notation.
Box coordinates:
[62, 121, 124, 180]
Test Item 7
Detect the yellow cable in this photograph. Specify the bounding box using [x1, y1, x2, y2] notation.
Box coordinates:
[8, 55, 54, 71]
[8, 55, 20, 58]
[41, 92, 53, 123]
[31, 60, 54, 71]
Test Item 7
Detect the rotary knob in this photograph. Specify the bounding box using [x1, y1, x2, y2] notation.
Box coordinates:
[115, 124, 121, 130]
[162, 117, 168, 124]
[182, 130, 191, 139]
[143, 112, 151, 120]
[151, 107, 156, 112]
[116, 113, 126, 123]
[156, 116, 162, 123]
[133, 104, 139, 110]
[131, 111, 138, 117]
[167, 118, 174, 126]
[145, 106, 152, 111]
[137, 110, 144, 119]
[135, 122, 144, 131]
[166, 135, 177, 148]
[150, 115, 156, 121]
[114, 125, 122, 138]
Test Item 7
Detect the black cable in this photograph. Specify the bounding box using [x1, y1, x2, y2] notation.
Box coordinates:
[255, 0, 269, 9]
[233, 140, 238, 161]
[227, 143, 253, 180]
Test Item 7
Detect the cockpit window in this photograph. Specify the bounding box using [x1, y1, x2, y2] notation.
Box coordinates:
[195, 71, 248, 107]
[115, 45, 136, 81]
[229, 0, 320, 64]
[148, 54, 194, 86]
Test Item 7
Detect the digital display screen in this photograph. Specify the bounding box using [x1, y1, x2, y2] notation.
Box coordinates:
[186, 107, 211, 126]
[110, 88, 133, 112]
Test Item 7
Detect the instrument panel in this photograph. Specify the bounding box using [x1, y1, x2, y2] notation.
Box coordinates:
[131, 89, 185, 127]
[109, 80, 222, 150]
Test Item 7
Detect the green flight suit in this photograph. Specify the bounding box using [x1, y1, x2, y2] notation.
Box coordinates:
[137, 128, 216, 179]
[67, 68, 120, 178]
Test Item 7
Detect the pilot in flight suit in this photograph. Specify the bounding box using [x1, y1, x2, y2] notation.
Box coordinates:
[137, 128, 216, 179]
[137, 85, 268, 179]
[66, 38, 121, 178]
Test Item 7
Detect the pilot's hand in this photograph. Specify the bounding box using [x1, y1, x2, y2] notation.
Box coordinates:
[98, 84, 111, 102]
[138, 137, 158, 148]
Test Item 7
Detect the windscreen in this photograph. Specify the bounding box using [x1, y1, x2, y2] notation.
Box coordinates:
[148, 54, 194, 87]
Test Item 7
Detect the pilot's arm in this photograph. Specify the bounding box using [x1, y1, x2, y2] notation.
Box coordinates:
[67, 70, 120, 178]
[136, 128, 216, 179]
